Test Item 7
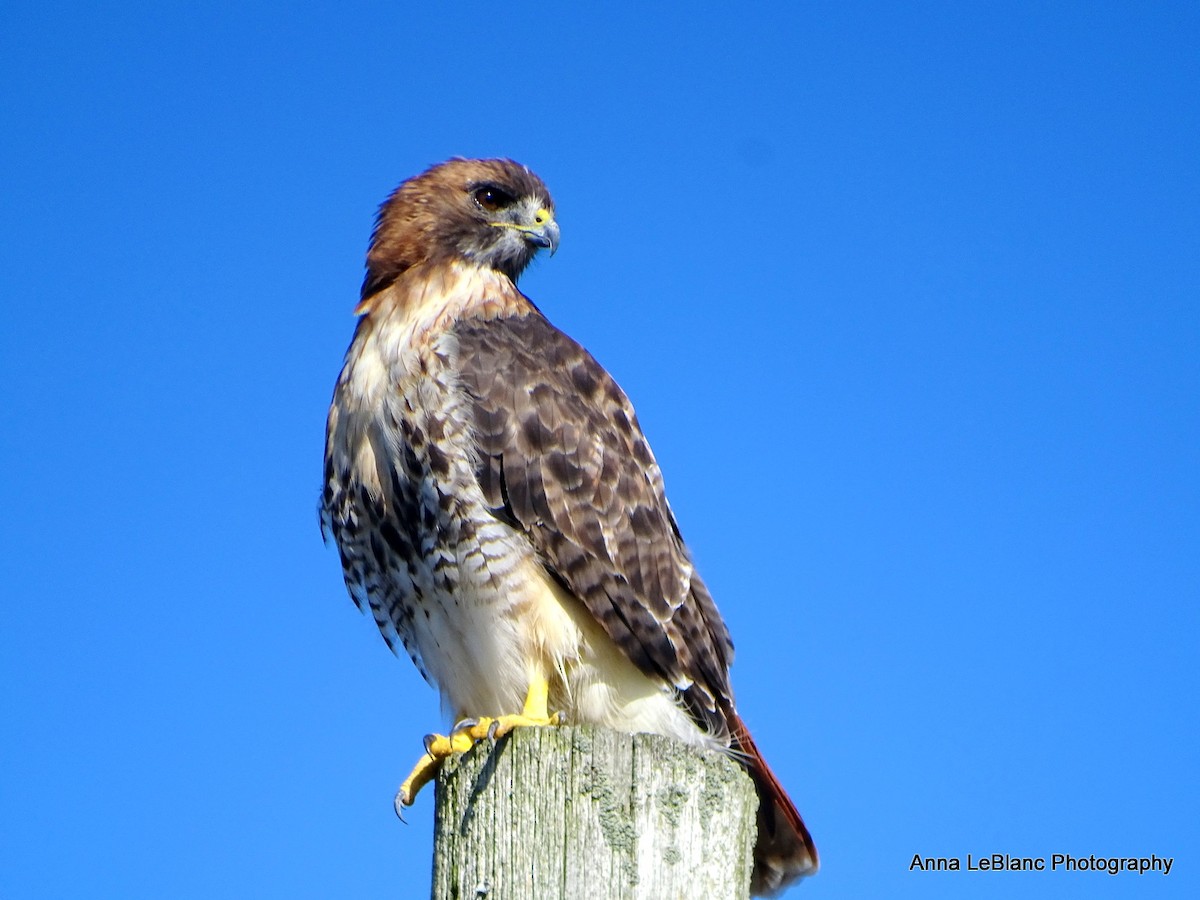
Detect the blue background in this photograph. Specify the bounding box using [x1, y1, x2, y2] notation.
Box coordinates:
[2, 2, 1196, 897]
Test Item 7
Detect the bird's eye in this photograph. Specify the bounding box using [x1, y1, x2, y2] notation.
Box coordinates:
[473, 186, 514, 212]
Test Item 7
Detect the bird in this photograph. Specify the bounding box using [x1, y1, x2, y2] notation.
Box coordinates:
[320, 158, 817, 895]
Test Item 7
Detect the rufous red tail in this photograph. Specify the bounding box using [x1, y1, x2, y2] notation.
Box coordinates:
[728, 711, 818, 896]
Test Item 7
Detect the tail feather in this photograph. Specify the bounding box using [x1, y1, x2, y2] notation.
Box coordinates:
[728, 711, 818, 896]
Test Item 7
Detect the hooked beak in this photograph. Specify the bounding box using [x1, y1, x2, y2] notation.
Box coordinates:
[525, 219, 560, 256]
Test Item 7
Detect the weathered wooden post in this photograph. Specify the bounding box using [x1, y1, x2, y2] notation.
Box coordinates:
[432, 725, 757, 900]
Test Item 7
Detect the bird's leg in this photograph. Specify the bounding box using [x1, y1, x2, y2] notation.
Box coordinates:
[394, 673, 561, 810]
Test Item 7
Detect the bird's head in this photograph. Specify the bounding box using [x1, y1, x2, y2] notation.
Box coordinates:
[362, 158, 559, 300]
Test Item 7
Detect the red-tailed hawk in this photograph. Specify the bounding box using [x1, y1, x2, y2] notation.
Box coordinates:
[320, 158, 817, 895]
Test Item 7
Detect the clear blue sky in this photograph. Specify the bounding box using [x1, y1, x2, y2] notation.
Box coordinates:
[2, 3, 1196, 898]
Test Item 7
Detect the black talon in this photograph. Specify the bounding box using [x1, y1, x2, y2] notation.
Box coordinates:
[423, 734, 438, 756]
[452, 717, 479, 734]
[394, 792, 408, 822]
[486, 720, 501, 742]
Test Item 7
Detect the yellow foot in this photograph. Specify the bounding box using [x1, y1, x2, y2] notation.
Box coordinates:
[393, 676, 561, 813]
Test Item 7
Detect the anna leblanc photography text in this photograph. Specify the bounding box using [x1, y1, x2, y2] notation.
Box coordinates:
[909, 853, 1173, 875]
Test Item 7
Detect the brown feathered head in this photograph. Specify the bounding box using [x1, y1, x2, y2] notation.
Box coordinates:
[362, 158, 558, 299]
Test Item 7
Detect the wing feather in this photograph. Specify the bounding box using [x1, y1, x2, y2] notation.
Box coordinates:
[451, 311, 735, 733]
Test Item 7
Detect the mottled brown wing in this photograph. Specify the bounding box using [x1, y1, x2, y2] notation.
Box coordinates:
[451, 311, 735, 733]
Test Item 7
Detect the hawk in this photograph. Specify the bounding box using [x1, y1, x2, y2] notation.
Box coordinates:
[320, 158, 817, 895]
